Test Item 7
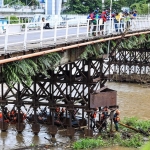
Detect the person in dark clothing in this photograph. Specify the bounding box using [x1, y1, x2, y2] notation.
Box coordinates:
[99, 106, 109, 132]
[42, 17, 52, 29]
[113, 109, 120, 131]
[90, 108, 98, 131]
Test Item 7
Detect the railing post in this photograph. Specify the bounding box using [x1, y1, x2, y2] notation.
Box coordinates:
[76, 20, 80, 40]
[8, 16, 10, 24]
[4, 24, 9, 54]
[96, 19, 98, 36]
[111, 18, 114, 33]
[108, 18, 111, 34]
[40, 22, 44, 48]
[86, 19, 89, 37]
[65, 21, 68, 42]
[54, 21, 57, 44]
[104, 22, 106, 35]
[23, 23, 28, 50]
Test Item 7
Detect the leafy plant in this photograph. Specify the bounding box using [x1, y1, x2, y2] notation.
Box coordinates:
[6, 15, 19, 24]
[2, 53, 61, 86]
[120, 133, 144, 147]
[141, 142, 150, 150]
[73, 137, 106, 149]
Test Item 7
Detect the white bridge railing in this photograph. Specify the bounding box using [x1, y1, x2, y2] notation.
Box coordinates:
[0, 16, 150, 54]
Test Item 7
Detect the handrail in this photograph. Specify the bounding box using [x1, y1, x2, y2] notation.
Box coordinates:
[0, 16, 150, 54]
[0, 30, 150, 65]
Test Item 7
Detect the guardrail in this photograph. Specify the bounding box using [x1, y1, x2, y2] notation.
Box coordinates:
[0, 17, 150, 54]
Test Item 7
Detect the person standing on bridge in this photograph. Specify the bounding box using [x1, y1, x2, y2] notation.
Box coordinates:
[114, 12, 122, 32]
[124, 12, 131, 30]
[131, 11, 137, 30]
[87, 11, 97, 36]
[100, 10, 107, 35]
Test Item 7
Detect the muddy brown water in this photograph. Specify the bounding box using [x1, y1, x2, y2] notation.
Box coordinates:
[0, 82, 150, 150]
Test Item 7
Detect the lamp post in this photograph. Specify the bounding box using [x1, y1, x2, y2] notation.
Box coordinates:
[102, 0, 105, 10]
[148, 3, 150, 14]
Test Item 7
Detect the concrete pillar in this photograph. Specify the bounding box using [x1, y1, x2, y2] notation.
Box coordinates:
[0, 0, 4, 7]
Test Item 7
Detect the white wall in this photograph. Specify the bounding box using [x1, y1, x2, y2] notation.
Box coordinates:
[45, 0, 62, 15]
[55, 0, 62, 15]
[0, 0, 3, 7]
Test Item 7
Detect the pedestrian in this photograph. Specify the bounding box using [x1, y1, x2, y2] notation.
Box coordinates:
[124, 12, 131, 30]
[99, 106, 109, 132]
[92, 10, 98, 36]
[114, 12, 122, 32]
[131, 11, 137, 30]
[113, 109, 120, 131]
[100, 10, 107, 34]
[42, 17, 51, 29]
[90, 107, 98, 131]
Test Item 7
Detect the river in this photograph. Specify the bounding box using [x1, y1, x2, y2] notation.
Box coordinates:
[0, 82, 149, 150]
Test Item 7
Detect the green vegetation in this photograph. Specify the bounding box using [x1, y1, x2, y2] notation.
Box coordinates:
[79, 34, 150, 60]
[80, 44, 105, 60]
[6, 15, 19, 24]
[121, 117, 150, 132]
[141, 142, 150, 150]
[64, 0, 150, 14]
[2, 34, 150, 86]
[72, 117, 150, 149]
[73, 137, 106, 149]
[4, 0, 39, 6]
[3, 53, 61, 86]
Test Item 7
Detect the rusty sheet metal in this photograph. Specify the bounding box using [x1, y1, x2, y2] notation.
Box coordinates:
[49, 125, 57, 135]
[90, 88, 117, 108]
[32, 123, 40, 134]
[0, 122, 8, 131]
[16, 123, 25, 133]
[66, 127, 75, 136]
[84, 129, 93, 137]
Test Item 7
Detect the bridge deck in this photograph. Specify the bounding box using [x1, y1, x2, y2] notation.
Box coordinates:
[0, 17, 150, 59]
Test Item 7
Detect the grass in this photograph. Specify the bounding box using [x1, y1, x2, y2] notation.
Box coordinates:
[121, 117, 150, 132]
[141, 142, 150, 150]
[72, 117, 150, 149]
[72, 137, 106, 149]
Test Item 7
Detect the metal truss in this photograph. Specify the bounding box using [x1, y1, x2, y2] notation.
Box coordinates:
[0, 58, 104, 137]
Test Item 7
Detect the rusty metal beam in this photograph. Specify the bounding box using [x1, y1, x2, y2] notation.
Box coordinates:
[0, 31, 150, 64]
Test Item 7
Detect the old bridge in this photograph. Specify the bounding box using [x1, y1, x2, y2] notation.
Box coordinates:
[0, 16, 150, 137]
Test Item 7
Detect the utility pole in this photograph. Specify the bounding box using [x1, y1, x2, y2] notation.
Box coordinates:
[102, 0, 105, 10]
[148, 3, 150, 14]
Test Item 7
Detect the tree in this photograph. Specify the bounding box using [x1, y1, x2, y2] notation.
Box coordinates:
[4, 0, 39, 6]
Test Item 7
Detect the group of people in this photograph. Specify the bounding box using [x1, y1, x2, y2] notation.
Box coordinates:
[87, 8, 137, 35]
[37, 106, 78, 125]
[90, 106, 120, 132]
[0, 105, 120, 132]
[0, 107, 26, 124]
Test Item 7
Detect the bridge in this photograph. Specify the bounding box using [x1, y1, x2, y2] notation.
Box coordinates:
[0, 16, 150, 137]
[0, 6, 45, 16]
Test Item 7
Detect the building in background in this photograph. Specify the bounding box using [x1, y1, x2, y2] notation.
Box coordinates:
[0, 0, 4, 7]
[39, 0, 64, 15]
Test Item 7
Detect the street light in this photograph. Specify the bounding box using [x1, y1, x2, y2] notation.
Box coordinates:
[102, 0, 104, 10]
